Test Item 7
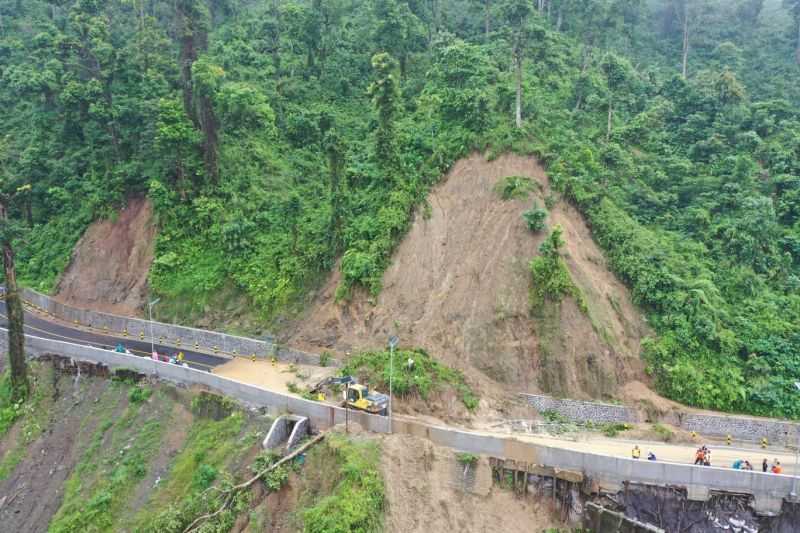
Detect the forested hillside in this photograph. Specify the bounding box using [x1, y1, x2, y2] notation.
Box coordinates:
[1, 0, 799, 417]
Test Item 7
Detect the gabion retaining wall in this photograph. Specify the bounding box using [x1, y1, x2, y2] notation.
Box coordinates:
[521, 393, 641, 424]
[521, 393, 800, 446]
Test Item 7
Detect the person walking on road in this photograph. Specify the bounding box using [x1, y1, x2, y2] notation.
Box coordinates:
[771, 460, 782, 474]
[632, 445, 641, 460]
[762, 458, 769, 472]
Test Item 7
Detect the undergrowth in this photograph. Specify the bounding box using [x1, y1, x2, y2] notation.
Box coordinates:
[530, 225, 587, 313]
[494, 175, 538, 200]
[133, 411, 247, 532]
[0, 363, 52, 481]
[341, 348, 479, 411]
[49, 384, 166, 533]
[300, 433, 384, 533]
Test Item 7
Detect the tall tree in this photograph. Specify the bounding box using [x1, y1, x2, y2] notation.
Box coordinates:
[672, 0, 691, 78]
[499, 0, 534, 128]
[175, 0, 218, 182]
[0, 138, 27, 401]
[600, 52, 636, 140]
[324, 129, 346, 252]
[785, 0, 800, 64]
[368, 52, 400, 173]
[373, 0, 425, 78]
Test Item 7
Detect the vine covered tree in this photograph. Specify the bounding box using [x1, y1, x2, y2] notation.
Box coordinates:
[0, 137, 27, 401]
[368, 52, 400, 173]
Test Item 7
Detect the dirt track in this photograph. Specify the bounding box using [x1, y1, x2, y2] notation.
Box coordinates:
[289, 153, 649, 406]
[211, 357, 335, 395]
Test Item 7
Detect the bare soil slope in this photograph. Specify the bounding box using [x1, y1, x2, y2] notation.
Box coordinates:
[288, 153, 649, 401]
[55, 197, 156, 316]
[380, 433, 565, 532]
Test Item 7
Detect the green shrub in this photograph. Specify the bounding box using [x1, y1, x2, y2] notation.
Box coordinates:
[301, 434, 384, 533]
[341, 348, 479, 411]
[541, 409, 570, 424]
[530, 226, 586, 312]
[128, 386, 152, 404]
[0, 372, 23, 437]
[319, 352, 331, 367]
[192, 464, 218, 491]
[455, 452, 479, 466]
[494, 176, 536, 200]
[651, 423, 674, 442]
[599, 422, 630, 438]
[523, 203, 548, 232]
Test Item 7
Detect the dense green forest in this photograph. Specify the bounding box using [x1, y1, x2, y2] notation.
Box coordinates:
[0, 0, 799, 417]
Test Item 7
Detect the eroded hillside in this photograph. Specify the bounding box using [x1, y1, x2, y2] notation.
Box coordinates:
[288, 153, 650, 402]
[54, 197, 156, 317]
[0, 358, 570, 532]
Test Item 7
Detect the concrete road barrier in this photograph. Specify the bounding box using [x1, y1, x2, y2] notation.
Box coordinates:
[3, 329, 796, 516]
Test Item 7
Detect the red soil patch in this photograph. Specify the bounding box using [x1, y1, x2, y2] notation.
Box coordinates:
[55, 197, 156, 317]
[287, 153, 650, 404]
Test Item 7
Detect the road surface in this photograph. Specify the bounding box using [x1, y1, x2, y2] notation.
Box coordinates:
[501, 431, 800, 473]
[1, 297, 798, 476]
[0, 300, 228, 371]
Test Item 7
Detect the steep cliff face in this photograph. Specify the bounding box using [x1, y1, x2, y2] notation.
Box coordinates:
[54, 197, 156, 317]
[288, 153, 650, 402]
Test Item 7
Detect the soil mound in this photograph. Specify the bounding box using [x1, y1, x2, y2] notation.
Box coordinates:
[287, 153, 649, 401]
[54, 197, 156, 317]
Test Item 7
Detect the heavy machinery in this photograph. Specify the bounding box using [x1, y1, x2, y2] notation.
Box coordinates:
[311, 375, 389, 416]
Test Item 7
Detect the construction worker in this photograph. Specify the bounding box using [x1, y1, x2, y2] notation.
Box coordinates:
[772, 460, 783, 474]
[631, 445, 641, 460]
[694, 448, 705, 465]
[177, 351, 185, 363]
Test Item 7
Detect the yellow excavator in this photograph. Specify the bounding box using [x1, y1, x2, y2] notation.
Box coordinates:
[311, 376, 389, 416]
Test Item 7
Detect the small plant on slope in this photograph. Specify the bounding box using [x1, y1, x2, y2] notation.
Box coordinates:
[523, 202, 548, 232]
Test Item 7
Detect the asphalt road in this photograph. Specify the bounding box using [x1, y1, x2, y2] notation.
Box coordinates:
[0, 300, 229, 371]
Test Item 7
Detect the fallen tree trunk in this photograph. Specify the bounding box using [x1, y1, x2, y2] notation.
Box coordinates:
[184, 432, 326, 533]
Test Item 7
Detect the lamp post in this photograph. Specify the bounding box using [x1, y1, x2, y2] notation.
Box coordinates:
[148, 298, 160, 356]
[388, 335, 399, 433]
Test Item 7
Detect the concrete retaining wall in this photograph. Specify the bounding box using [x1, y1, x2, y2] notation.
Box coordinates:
[21, 288, 336, 367]
[263, 415, 308, 451]
[392, 416, 797, 515]
[8, 330, 797, 516]
[521, 393, 640, 424]
[13, 330, 383, 433]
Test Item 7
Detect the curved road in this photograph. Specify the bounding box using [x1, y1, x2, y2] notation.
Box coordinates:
[0, 300, 229, 371]
[1, 298, 798, 475]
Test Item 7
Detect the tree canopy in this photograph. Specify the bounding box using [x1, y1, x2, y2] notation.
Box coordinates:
[0, 0, 799, 417]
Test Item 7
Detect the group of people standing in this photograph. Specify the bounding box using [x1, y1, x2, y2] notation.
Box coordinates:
[733, 457, 783, 473]
[694, 445, 712, 466]
[633, 443, 787, 474]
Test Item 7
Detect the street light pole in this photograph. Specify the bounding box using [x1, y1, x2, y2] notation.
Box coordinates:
[148, 298, 160, 356]
[388, 335, 399, 434]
